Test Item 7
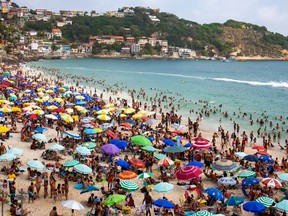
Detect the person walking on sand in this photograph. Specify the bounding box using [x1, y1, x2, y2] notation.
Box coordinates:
[27, 182, 35, 203]
[142, 192, 152, 216]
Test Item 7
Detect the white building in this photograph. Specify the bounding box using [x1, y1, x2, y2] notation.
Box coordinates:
[131, 43, 141, 54]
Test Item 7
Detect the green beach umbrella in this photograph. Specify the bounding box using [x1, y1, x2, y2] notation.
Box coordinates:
[163, 145, 186, 153]
[225, 196, 245, 206]
[275, 199, 288, 212]
[63, 85, 70, 89]
[278, 173, 288, 182]
[120, 180, 139, 192]
[154, 153, 168, 160]
[0, 153, 16, 161]
[192, 210, 213, 216]
[103, 194, 126, 206]
[9, 95, 17, 101]
[48, 144, 65, 151]
[238, 170, 256, 178]
[131, 135, 151, 146]
[142, 146, 157, 152]
[27, 160, 44, 170]
[63, 159, 80, 168]
[256, 197, 275, 207]
[82, 142, 96, 150]
[138, 172, 153, 179]
[74, 164, 92, 174]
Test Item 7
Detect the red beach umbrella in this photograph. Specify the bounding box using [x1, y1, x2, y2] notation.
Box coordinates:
[106, 130, 118, 139]
[29, 114, 38, 119]
[52, 108, 65, 113]
[252, 146, 266, 151]
[176, 166, 202, 180]
[262, 178, 282, 188]
[129, 158, 145, 168]
[120, 122, 132, 128]
[256, 151, 271, 156]
[118, 171, 137, 180]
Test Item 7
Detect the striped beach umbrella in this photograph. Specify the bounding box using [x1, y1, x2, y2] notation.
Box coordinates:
[31, 109, 44, 115]
[192, 137, 211, 149]
[97, 114, 111, 121]
[120, 180, 139, 192]
[211, 159, 238, 171]
[256, 197, 275, 207]
[63, 159, 80, 168]
[123, 108, 135, 114]
[238, 170, 256, 178]
[192, 210, 212, 216]
[138, 172, 153, 179]
[262, 178, 282, 188]
[60, 113, 74, 123]
[96, 109, 111, 115]
[157, 158, 174, 167]
[176, 166, 202, 180]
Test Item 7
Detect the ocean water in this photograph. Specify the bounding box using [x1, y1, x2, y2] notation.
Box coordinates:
[28, 58, 288, 142]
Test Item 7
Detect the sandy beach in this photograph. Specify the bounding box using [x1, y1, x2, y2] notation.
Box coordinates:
[0, 63, 287, 216]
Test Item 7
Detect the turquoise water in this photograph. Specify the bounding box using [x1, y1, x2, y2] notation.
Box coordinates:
[28, 58, 288, 142]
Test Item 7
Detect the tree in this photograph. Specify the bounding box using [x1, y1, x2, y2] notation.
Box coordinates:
[51, 43, 58, 51]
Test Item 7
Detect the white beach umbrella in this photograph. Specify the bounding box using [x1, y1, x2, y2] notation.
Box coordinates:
[61, 200, 85, 211]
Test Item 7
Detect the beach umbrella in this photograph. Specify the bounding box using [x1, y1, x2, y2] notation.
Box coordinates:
[82, 142, 96, 150]
[131, 135, 151, 146]
[9, 95, 17, 101]
[31, 109, 44, 115]
[132, 113, 143, 119]
[203, 188, 224, 201]
[96, 109, 111, 115]
[211, 159, 238, 171]
[262, 178, 282, 188]
[225, 196, 245, 206]
[235, 152, 247, 158]
[252, 146, 266, 151]
[157, 158, 174, 167]
[102, 144, 120, 155]
[52, 107, 66, 113]
[258, 155, 274, 163]
[63, 131, 81, 139]
[152, 199, 175, 209]
[192, 137, 211, 149]
[45, 114, 58, 120]
[218, 177, 236, 186]
[141, 146, 157, 152]
[238, 170, 256, 178]
[7, 148, 23, 156]
[32, 133, 47, 142]
[119, 122, 132, 128]
[242, 177, 260, 186]
[0, 153, 16, 161]
[112, 140, 128, 149]
[0, 126, 9, 133]
[278, 173, 288, 182]
[49, 144, 65, 151]
[243, 155, 258, 162]
[27, 160, 44, 170]
[163, 139, 175, 146]
[120, 180, 139, 192]
[0, 108, 11, 113]
[243, 201, 265, 213]
[118, 171, 137, 180]
[192, 210, 212, 216]
[74, 164, 92, 174]
[176, 166, 202, 180]
[11, 107, 21, 112]
[115, 160, 130, 168]
[144, 119, 157, 125]
[163, 145, 186, 153]
[61, 200, 85, 211]
[154, 182, 174, 193]
[63, 159, 80, 168]
[154, 153, 168, 160]
[94, 128, 103, 133]
[256, 197, 275, 207]
[255, 151, 271, 156]
[275, 200, 288, 212]
[80, 185, 99, 194]
[186, 161, 204, 168]
[138, 172, 153, 179]
[97, 115, 111, 121]
[83, 128, 97, 135]
[76, 146, 91, 156]
[103, 194, 125, 206]
[123, 108, 135, 114]
[60, 113, 74, 123]
[129, 158, 145, 168]
[34, 127, 47, 133]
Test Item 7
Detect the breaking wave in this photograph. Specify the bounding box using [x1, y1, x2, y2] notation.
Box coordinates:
[212, 78, 288, 88]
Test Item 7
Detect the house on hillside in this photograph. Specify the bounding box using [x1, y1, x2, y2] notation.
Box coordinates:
[47, 29, 62, 39]
[131, 43, 140, 54]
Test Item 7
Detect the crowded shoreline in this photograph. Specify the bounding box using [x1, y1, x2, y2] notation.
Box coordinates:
[0, 62, 288, 216]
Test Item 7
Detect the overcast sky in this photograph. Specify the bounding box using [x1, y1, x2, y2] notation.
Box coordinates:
[14, 0, 288, 36]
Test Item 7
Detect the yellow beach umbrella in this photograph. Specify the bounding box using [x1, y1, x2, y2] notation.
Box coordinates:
[31, 110, 44, 115]
[46, 89, 53, 94]
[124, 108, 136, 114]
[97, 115, 111, 121]
[0, 108, 11, 113]
[132, 113, 143, 119]
[60, 113, 74, 123]
[11, 107, 21, 112]
[96, 109, 111, 115]
[46, 105, 58, 110]
[120, 114, 127, 118]
[59, 87, 65, 92]
[137, 110, 148, 115]
[103, 103, 114, 109]
[54, 98, 64, 103]
[75, 95, 85, 100]
[0, 126, 9, 133]
[72, 115, 79, 122]
[0, 100, 9, 104]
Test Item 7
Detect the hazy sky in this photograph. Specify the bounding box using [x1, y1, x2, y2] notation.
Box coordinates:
[14, 0, 288, 36]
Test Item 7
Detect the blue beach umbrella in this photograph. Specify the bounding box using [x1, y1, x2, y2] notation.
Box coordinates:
[242, 177, 260, 187]
[84, 128, 97, 135]
[243, 201, 265, 213]
[258, 155, 274, 163]
[152, 199, 175, 209]
[7, 148, 23, 156]
[113, 141, 128, 149]
[184, 143, 192, 148]
[185, 161, 204, 168]
[275, 199, 288, 212]
[109, 139, 121, 144]
[147, 137, 155, 141]
[34, 127, 48, 133]
[0, 153, 16, 161]
[63, 131, 81, 139]
[163, 139, 175, 146]
[27, 160, 44, 170]
[80, 185, 99, 194]
[75, 100, 87, 105]
[116, 160, 130, 168]
[243, 155, 258, 162]
[203, 188, 224, 201]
